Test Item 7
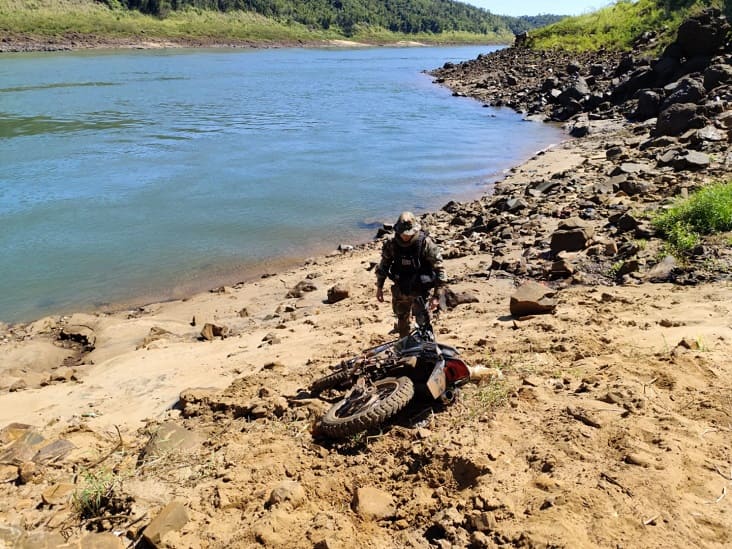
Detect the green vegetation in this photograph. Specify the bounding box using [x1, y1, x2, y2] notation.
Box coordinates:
[652, 181, 732, 255]
[527, 0, 728, 51]
[72, 468, 117, 518]
[0, 0, 540, 46]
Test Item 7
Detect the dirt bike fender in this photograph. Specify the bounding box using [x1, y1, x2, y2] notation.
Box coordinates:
[426, 360, 447, 399]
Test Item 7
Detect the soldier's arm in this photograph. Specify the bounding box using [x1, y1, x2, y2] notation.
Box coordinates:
[375, 239, 394, 289]
[424, 238, 446, 286]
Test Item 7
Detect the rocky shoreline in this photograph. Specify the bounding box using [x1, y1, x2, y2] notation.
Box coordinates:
[1, 9, 731, 549]
[426, 7, 732, 288]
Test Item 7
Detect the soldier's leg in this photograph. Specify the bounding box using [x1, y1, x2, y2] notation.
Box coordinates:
[390, 285, 413, 338]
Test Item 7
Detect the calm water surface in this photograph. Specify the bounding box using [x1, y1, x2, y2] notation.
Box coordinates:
[0, 46, 564, 323]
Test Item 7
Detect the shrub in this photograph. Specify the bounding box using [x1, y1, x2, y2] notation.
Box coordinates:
[652, 181, 732, 254]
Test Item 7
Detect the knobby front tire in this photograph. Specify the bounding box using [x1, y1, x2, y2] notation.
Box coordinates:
[317, 376, 414, 439]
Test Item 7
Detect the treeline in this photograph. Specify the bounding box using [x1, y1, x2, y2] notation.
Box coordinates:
[101, 0, 553, 36]
[504, 14, 566, 35]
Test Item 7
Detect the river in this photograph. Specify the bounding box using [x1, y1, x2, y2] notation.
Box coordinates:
[0, 45, 565, 323]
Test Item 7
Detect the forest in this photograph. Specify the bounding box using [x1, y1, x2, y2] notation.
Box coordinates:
[103, 0, 563, 36]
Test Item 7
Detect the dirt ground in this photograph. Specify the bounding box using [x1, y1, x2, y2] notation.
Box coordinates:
[1, 135, 731, 547]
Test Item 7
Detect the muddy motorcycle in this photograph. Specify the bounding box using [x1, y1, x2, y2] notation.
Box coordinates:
[310, 299, 470, 439]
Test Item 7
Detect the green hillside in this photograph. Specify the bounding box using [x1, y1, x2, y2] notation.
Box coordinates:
[527, 0, 730, 51]
[0, 0, 562, 46]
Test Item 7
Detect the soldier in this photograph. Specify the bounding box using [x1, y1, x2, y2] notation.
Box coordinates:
[375, 211, 446, 337]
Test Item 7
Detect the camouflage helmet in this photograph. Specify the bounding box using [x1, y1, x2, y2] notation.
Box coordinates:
[394, 211, 420, 237]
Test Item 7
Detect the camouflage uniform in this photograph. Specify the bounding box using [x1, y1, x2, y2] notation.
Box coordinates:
[376, 212, 446, 337]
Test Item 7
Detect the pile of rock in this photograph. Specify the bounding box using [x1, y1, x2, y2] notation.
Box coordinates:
[421, 9, 732, 287]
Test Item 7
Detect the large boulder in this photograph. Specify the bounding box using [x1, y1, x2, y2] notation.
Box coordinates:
[510, 282, 557, 317]
[661, 77, 705, 109]
[655, 103, 706, 136]
[550, 217, 595, 253]
[675, 9, 729, 58]
[634, 89, 661, 120]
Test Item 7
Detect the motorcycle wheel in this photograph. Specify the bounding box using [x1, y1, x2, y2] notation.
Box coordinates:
[317, 376, 414, 439]
[310, 369, 352, 394]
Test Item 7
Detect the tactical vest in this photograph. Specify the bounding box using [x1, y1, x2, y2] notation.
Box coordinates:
[389, 232, 435, 295]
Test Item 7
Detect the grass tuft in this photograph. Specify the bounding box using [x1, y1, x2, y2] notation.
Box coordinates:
[652, 181, 732, 255]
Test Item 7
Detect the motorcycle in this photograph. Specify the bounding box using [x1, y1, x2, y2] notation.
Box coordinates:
[310, 297, 470, 439]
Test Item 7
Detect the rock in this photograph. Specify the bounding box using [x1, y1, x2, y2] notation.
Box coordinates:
[550, 217, 594, 253]
[286, 280, 318, 298]
[267, 480, 306, 509]
[673, 150, 710, 171]
[675, 11, 729, 57]
[79, 532, 127, 549]
[0, 525, 23, 548]
[18, 461, 38, 484]
[443, 288, 479, 309]
[41, 482, 76, 505]
[9, 379, 27, 392]
[352, 486, 395, 520]
[143, 501, 189, 547]
[59, 324, 96, 348]
[655, 103, 706, 136]
[0, 427, 45, 466]
[634, 89, 661, 120]
[619, 179, 653, 196]
[200, 322, 228, 341]
[33, 439, 75, 465]
[0, 464, 18, 483]
[326, 284, 349, 304]
[14, 531, 67, 548]
[703, 63, 732, 90]
[610, 162, 650, 176]
[661, 77, 705, 108]
[510, 282, 557, 317]
[141, 422, 202, 461]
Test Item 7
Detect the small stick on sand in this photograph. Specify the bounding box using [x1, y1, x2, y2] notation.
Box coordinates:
[643, 514, 660, 526]
[705, 486, 727, 505]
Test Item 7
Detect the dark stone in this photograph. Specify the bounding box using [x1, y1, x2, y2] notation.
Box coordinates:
[703, 64, 732, 90]
[635, 90, 661, 120]
[655, 103, 706, 136]
[673, 151, 710, 171]
[661, 77, 705, 109]
[675, 12, 728, 58]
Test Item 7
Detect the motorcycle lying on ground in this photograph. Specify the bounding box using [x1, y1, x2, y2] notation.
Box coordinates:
[310, 297, 471, 439]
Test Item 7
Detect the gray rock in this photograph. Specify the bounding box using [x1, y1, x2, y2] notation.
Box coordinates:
[646, 256, 678, 282]
[610, 162, 650, 176]
[673, 150, 710, 171]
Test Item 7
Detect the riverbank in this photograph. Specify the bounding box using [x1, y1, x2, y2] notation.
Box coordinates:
[1, 9, 731, 549]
